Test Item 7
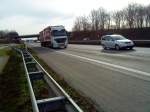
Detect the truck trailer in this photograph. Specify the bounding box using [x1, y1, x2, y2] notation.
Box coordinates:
[39, 25, 68, 48]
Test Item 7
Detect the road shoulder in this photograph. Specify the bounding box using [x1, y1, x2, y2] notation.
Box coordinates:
[0, 56, 9, 74]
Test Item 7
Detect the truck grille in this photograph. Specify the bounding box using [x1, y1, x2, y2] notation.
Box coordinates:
[55, 38, 66, 43]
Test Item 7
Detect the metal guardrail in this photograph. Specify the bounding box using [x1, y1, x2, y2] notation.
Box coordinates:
[14, 47, 83, 112]
[0, 45, 9, 49]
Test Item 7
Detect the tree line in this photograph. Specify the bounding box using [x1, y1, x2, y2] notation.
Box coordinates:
[72, 3, 150, 31]
[0, 30, 19, 39]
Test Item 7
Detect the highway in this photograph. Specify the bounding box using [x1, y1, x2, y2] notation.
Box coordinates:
[28, 43, 150, 112]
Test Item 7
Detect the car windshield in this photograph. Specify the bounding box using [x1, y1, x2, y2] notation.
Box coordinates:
[52, 29, 67, 37]
[112, 35, 126, 40]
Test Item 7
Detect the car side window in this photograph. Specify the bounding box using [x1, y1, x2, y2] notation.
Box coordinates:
[102, 36, 106, 40]
[102, 36, 113, 41]
[106, 36, 111, 41]
[103, 36, 110, 41]
[109, 37, 114, 41]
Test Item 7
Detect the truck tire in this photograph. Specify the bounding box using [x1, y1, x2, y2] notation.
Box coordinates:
[41, 42, 43, 47]
[43, 42, 46, 47]
[50, 44, 54, 49]
[64, 46, 67, 49]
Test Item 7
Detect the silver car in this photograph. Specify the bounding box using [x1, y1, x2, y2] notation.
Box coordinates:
[101, 34, 134, 50]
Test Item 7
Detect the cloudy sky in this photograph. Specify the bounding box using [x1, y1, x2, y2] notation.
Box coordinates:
[0, 0, 150, 35]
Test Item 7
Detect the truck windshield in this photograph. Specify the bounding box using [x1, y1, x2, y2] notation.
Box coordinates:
[52, 29, 67, 36]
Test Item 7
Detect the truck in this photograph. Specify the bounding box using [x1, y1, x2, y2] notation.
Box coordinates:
[39, 25, 68, 48]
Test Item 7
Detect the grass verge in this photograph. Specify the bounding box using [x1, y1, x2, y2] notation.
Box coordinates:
[28, 48, 103, 112]
[0, 49, 32, 112]
[0, 48, 10, 56]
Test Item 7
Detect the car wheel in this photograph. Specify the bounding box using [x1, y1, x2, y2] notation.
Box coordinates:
[115, 45, 120, 50]
[129, 46, 133, 50]
[102, 45, 107, 50]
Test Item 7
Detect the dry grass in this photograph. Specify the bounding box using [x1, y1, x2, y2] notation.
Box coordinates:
[0, 50, 32, 112]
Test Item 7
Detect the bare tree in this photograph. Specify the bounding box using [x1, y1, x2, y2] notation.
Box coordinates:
[145, 4, 150, 27]
[90, 9, 99, 31]
[0, 30, 18, 40]
[7, 31, 19, 39]
[97, 8, 108, 29]
[72, 3, 150, 31]
[0, 30, 9, 39]
[134, 4, 145, 28]
[113, 11, 122, 29]
[80, 16, 91, 31]
[72, 17, 82, 31]
[124, 3, 138, 28]
[72, 16, 91, 31]
[120, 10, 127, 28]
[105, 13, 111, 29]
[89, 8, 108, 30]
[0, 31, 6, 39]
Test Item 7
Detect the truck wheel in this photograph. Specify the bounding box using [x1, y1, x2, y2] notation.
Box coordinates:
[43, 42, 45, 47]
[64, 46, 67, 48]
[41, 42, 43, 47]
[51, 44, 54, 48]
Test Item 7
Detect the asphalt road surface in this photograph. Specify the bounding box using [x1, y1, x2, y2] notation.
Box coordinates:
[28, 43, 150, 112]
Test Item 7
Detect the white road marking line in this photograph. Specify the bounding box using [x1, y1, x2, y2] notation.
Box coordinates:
[67, 46, 150, 61]
[70, 48, 140, 59]
[29, 43, 150, 77]
[55, 51, 150, 77]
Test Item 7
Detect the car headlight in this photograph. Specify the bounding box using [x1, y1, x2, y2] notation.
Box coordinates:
[130, 41, 134, 44]
[120, 42, 126, 43]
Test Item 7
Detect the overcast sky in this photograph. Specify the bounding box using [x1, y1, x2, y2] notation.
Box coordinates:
[0, 0, 150, 35]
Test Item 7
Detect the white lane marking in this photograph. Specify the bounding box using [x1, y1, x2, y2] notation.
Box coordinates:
[55, 51, 150, 77]
[69, 48, 142, 59]
[30, 43, 148, 59]
[29, 43, 150, 77]
[68, 45, 150, 61]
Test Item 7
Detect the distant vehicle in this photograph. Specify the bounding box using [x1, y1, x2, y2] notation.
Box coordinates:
[83, 37, 90, 41]
[36, 40, 40, 43]
[101, 34, 134, 50]
[39, 25, 68, 48]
